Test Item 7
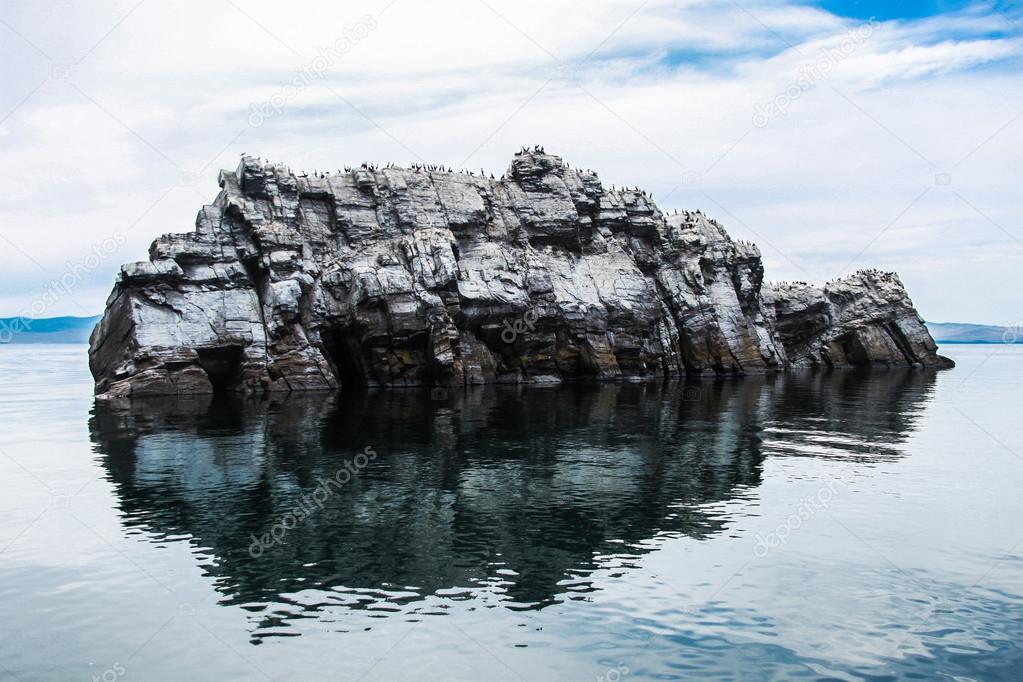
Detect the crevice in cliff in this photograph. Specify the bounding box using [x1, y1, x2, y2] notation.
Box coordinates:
[241, 256, 271, 359]
[652, 277, 699, 376]
[197, 346, 244, 394]
[885, 322, 919, 365]
[321, 329, 369, 390]
[839, 333, 870, 366]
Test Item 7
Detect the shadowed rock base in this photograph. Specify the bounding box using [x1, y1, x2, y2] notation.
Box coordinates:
[89, 150, 952, 398]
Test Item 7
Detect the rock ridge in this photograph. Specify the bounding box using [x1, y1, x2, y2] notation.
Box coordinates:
[89, 149, 952, 397]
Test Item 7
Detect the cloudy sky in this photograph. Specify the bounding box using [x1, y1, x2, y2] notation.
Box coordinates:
[1, 0, 1020, 324]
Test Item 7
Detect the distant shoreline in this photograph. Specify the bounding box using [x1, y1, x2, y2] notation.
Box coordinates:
[0, 315, 100, 344]
[932, 341, 1016, 344]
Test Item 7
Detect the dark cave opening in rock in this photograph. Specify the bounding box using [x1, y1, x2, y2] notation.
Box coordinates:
[321, 330, 368, 390]
[197, 346, 244, 394]
[840, 333, 870, 367]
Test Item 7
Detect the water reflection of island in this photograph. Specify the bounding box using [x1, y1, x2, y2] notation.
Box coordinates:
[89, 371, 935, 634]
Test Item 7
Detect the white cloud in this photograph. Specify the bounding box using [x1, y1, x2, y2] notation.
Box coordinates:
[0, 0, 1020, 324]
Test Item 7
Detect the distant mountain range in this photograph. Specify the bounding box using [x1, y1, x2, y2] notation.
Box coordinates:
[924, 322, 1021, 344]
[0, 315, 1019, 345]
[0, 316, 101, 344]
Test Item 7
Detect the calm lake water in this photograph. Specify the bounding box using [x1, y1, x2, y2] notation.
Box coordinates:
[0, 344, 1020, 681]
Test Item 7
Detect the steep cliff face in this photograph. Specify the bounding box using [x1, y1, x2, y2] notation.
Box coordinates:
[89, 150, 948, 398]
[771, 271, 953, 369]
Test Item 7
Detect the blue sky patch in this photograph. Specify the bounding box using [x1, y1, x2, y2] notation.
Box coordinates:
[807, 0, 1018, 21]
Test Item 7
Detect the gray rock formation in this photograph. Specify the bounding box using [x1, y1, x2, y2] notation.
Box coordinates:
[89, 149, 952, 398]
[771, 270, 954, 370]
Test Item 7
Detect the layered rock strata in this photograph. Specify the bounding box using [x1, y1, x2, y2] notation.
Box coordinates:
[89, 150, 951, 397]
[771, 270, 952, 370]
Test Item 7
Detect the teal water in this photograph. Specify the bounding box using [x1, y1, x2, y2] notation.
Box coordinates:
[0, 345, 1020, 681]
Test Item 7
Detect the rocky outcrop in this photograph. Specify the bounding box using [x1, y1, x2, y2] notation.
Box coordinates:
[771, 270, 954, 370]
[89, 149, 950, 397]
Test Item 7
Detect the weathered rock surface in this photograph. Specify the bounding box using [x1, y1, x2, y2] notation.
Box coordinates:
[771, 270, 954, 370]
[89, 149, 951, 397]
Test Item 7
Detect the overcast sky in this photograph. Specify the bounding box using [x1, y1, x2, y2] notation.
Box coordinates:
[1, 0, 1020, 324]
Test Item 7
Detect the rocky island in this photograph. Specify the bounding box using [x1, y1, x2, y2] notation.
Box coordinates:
[89, 149, 953, 398]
